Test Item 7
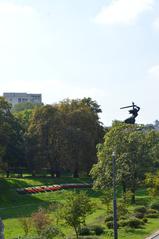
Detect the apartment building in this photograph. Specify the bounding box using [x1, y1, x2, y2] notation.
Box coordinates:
[3, 92, 42, 106]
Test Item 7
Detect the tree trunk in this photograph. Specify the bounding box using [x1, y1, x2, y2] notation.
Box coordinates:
[74, 226, 79, 239]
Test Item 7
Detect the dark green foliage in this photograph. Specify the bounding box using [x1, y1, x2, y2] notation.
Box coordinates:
[106, 221, 114, 229]
[105, 215, 113, 222]
[143, 218, 148, 223]
[127, 218, 144, 228]
[119, 218, 144, 228]
[79, 225, 105, 236]
[79, 227, 91, 236]
[91, 225, 104, 235]
[134, 206, 147, 214]
[146, 208, 158, 214]
[146, 213, 159, 218]
[150, 201, 159, 211]
[118, 219, 128, 227]
[134, 212, 145, 219]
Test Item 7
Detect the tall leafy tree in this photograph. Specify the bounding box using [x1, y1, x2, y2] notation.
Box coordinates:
[27, 105, 64, 176]
[0, 97, 24, 174]
[90, 121, 155, 203]
[55, 98, 104, 176]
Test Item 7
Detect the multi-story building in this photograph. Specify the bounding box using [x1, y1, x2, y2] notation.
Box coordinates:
[3, 92, 42, 106]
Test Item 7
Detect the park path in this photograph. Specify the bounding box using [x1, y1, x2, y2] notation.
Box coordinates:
[145, 231, 159, 239]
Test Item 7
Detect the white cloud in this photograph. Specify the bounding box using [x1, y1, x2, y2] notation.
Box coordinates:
[94, 0, 154, 25]
[148, 65, 159, 78]
[153, 17, 159, 31]
[0, 3, 33, 15]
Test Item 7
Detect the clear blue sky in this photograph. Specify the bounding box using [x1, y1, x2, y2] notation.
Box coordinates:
[0, 0, 159, 126]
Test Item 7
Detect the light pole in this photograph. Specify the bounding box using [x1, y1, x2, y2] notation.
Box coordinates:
[112, 152, 118, 239]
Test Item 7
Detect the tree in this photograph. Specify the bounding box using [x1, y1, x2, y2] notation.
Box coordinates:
[0, 97, 24, 175]
[90, 121, 154, 203]
[12, 102, 42, 113]
[26, 105, 64, 176]
[61, 191, 94, 239]
[55, 98, 104, 176]
[145, 171, 159, 197]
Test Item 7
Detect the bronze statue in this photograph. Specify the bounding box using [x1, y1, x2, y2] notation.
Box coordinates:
[120, 102, 140, 124]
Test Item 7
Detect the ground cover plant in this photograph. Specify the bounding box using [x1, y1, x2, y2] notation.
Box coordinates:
[0, 177, 159, 239]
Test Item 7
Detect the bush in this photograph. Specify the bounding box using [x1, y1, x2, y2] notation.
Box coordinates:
[40, 226, 64, 239]
[146, 213, 159, 218]
[79, 227, 91, 236]
[118, 220, 128, 227]
[134, 212, 145, 219]
[146, 209, 158, 214]
[143, 218, 148, 224]
[106, 221, 114, 229]
[117, 203, 129, 217]
[134, 206, 147, 214]
[91, 225, 104, 235]
[150, 202, 159, 211]
[118, 218, 144, 228]
[105, 215, 113, 222]
[126, 218, 144, 228]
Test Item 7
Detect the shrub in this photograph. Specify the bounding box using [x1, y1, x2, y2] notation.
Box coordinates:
[146, 213, 159, 218]
[91, 225, 104, 235]
[118, 220, 128, 227]
[40, 226, 64, 239]
[134, 206, 147, 214]
[143, 218, 148, 224]
[31, 208, 51, 235]
[146, 209, 158, 214]
[117, 203, 129, 217]
[150, 201, 159, 211]
[105, 215, 113, 222]
[126, 218, 144, 228]
[134, 212, 145, 219]
[118, 218, 143, 228]
[106, 221, 114, 229]
[79, 227, 91, 236]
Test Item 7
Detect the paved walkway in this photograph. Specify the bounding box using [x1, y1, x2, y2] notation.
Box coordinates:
[145, 231, 159, 239]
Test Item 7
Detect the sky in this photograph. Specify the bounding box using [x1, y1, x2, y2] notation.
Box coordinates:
[0, 0, 159, 126]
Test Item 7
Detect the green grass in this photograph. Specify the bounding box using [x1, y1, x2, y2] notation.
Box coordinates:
[0, 177, 159, 239]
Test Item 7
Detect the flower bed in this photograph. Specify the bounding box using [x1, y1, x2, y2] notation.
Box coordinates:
[16, 183, 92, 194]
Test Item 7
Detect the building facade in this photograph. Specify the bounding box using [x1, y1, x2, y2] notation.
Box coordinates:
[3, 92, 42, 106]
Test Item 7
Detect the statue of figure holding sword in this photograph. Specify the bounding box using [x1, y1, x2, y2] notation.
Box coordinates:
[120, 102, 140, 124]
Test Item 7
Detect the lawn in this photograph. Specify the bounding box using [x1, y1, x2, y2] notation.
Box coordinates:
[0, 176, 159, 239]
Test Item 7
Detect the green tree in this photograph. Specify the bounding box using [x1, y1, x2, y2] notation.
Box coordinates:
[145, 171, 159, 197]
[90, 121, 154, 203]
[0, 97, 24, 175]
[55, 98, 104, 176]
[61, 191, 94, 239]
[12, 102, 42, 113]
[26, 105, 64, 176]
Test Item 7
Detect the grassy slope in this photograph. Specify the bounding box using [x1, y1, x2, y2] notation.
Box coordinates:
[0, 177, 159, 239]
